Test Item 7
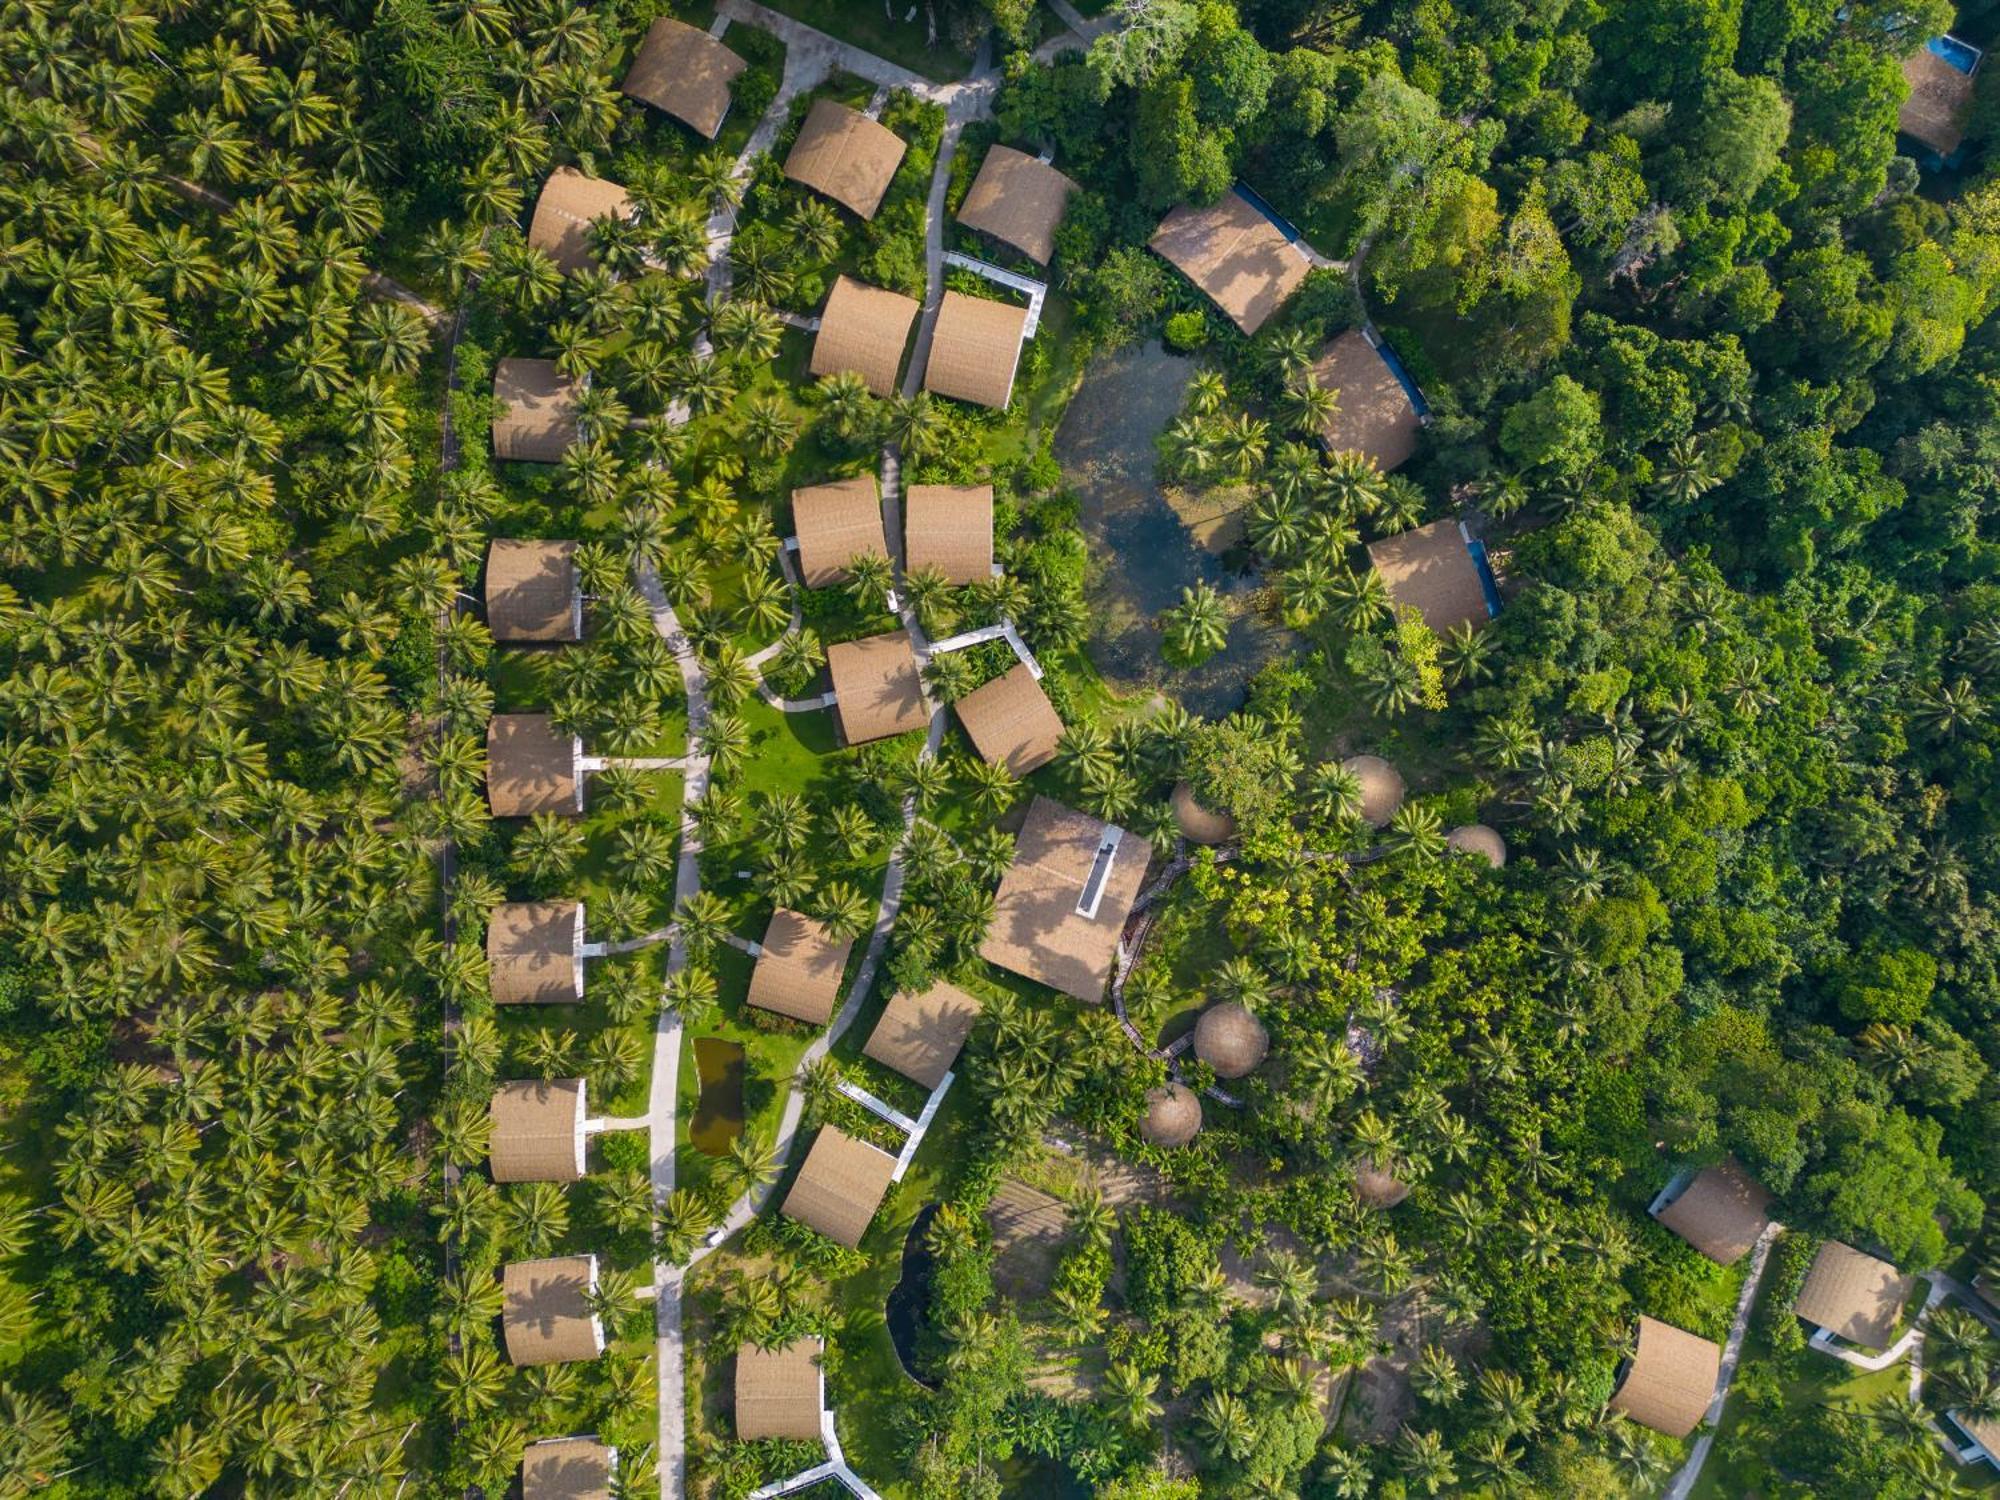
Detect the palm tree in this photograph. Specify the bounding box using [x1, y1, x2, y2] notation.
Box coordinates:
[1162, 581, 1230, 664]
[816, 881, 872, 941]
[1103, 1360, 1160, 1431]
[884, 392, 946, 459]
[1653, 433, 1718, 505]
[1194, 1389, 1254, 1462]
[1388, 802, 1445, 858]
[1329, 568, 1392, 631]
[1254, 1249, 1317, 1320]
[846, 552, 894, 613]
[786, 198, 842, 261]
[720, 1135, 779, 1199]
[1392, 1426, 1457, 1495]
[1283, 371, 1338, 435]
[815, 371, 874, 439]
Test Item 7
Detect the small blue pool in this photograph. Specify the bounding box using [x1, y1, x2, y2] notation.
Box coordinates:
[1231, 183, 1302, 243]
[1373, 339, 1433, 420]
[1929, 34, 1982, 73]
[1466, 538, 1502, 619]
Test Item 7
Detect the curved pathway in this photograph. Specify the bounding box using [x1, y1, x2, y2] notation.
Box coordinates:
[1663, 1221, 1781, 1500]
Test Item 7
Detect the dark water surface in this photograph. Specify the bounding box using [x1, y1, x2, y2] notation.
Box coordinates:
[689, 1037, 745, 1157]
[885, 1203, 941, 1389]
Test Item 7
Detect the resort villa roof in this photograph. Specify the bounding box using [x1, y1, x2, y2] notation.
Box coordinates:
[747, 907, 852, 1025]
[1311, 329, 1422, 471]
[1171, 782, 1237, 845]
[864, 979, 982, 1089]
[487, 713, 584, 817]
[956, 145, 1078, 264]
[1608, 1316, 1721, 1438]
[1444, 823, 1507, 867]
[487, 900, 586, 1006]
[1793, 1240, 1913, 1350]
[827, 630, 928, 745]
[501, 1255, 604, 1366]
[528, 166, 634, 275]
[619, 17, 745, 139]
[1141, 1083, 1202, 1147]
[492, 358, 582, 464]
[486, 540, 582, 642]
[1951, 1410, 2000, 1468]
[810, 275, 920, 397]
[791, 475, 887, 586]
[1149, 188, 1310, 335]
[521, 1437, 617, 1500]
[1367, 517, 1496, 634]
[784, 98, 907, 219]
[1901, 41, 1979, 157]
[1353, 1163, 1411, 1209]
[1341, 754, 1405, 829]
[923, 290, 1030, 409]
[735, 1336, 824, 1441]
[489, 1078, 586, 1182]
[782, 1125, 898, 1248]
[903, 482, 993, 584]
[980, 795, 1147, 1003]
[1193, 1001, 1269, 1079]
[953, 662, 1064, 775]
[1654, 1160, 1771, 1265]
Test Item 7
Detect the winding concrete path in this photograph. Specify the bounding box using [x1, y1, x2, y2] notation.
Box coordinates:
[1664, 1221, 1782, 1500]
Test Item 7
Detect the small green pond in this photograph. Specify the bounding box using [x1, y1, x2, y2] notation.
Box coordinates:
[690, 1037, 745, 1157]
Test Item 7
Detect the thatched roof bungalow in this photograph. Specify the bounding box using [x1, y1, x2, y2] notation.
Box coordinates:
[1341, 754, 1404, 829]
[501, 1255, 605, 1366]
[980, 795, 1147, 1003]
[1793, 1240, 1913, 1350]
[952, 662, 1063, 775]
[735, 1336, 824, 1441]
[1310, 329, 1423, 471]
[863, 979, 981, 1089]
[781, 1125, 898, 1249]
[903, 482, 993, 584]
[956, 145, 1078, 265]
[809, 275, 920, 397]
[527, 167, 634, 275]
[492, 358, 582, 464]
[1149, 188, 1310, 335]
[488, 900, 585, 1005]
[486, 714, 584, 817]
[746, 907, 851, 1025]
[1653, 1160, 1771, 1265]
[490, 1078, 586, 1182]
[827, 630, 928, 745]
[923, 290, 1030, 409]
[1193, 1001, 1268, 1079]
[620, 17, 746, 139]
[1141, 1083, 1201, 1147]
[784, 99, 907, 219]
[522, 1436, 617, 1500]
[1608, 1316, 1720, 1437]
[486, 540, 582, 643]
[1366, 517, 1496, 634]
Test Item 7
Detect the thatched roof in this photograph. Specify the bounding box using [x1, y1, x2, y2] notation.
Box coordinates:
[522, 1437, 616, 1500]
[502, 1255, 604, 1366]
[903, 482, 993, 584]
[735, 1336, 823, 1441]
[1793, 1240, 1912, 1350]
[952, 662, 1063, 775]
[490, 1078, 586, 1182]
[1171, 782, 1236, 844]
[1148, 189, 1309, 335]
[1366, 518, 1492, 634]
[827, 630, 928, 745]
[487, 714, 583, 817]
[781, 1125, 898, 1248]
[620, 16, 745, 139]
[784, 98, 907, 219]
[1193, 1001, 1268, 1079]
[1140, 1083, 1201, 1147]
[488, 900, 585, 1006]
[1340, 754, 1405, 829]
[1609, 1316, 1720, 1437]
[810, 275, 919, 397]
[1950, 1409, 2000, 1464]
[864, 979, 981, 1089]
[956, 145, 1078, 265]
[1353, 1162, 1411, 1209]
[492, 358, 582, 464]
[923, 291, 1029, 409]
[1901, 44, 1978, 156]
[1445, 823, 1507, 868]
[1654, 1160, 1771, 1265]
[486, 540, 581, 642]
[746, 907, 851, 1025]
[792, 475, 887, 586]
[980, 795, 1148, 1003]
[528, 167, 633, 275]
[1311, 329, 1421, 471]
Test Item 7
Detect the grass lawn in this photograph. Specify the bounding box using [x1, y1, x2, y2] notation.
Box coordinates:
[752, 0, 974, 80]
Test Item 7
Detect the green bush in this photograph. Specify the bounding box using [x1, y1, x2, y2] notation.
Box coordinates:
[1163, 310, 1208, 351]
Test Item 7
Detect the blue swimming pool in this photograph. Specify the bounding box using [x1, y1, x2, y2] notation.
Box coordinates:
[1467, 538, 1503, 619]
[1374, 339, 1433, 420]
[1929, 34, 1982, 73]
[1231, 182, 1302, 243]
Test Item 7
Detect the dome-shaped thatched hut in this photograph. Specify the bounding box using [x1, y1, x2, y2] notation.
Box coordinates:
[1140, 1084, 1202, 1147]
[1341, 755, 1405, 828]
[1353, 1162, 1411, 1209]
[1445, 823, 1506, 867]
[1193, 1002, 1269, 1079]
[1171, 781, 1237, 845]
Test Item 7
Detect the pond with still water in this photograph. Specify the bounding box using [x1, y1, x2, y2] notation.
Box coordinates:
[885, 1203, 941, 1389]
[689, 1037, 745, 1157]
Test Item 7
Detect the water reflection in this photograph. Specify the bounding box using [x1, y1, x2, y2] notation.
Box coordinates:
[690, 1037, 745, 1157]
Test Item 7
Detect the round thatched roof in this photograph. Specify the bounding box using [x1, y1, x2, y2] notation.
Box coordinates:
[1445, 823, 1507, 868]
[1140, 1084, 1202, 1147]
[1193, 1001, 1269, 1079]
[1171, 781, 1237, 845]
[1341, 754, 1405, 828]
[1353, 1163, 1411, 1209]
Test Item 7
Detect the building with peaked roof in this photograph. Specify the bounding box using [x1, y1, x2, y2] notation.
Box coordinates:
[492, 358, 582, 464]
[1194, 1001, 1268, 1079]
[490, 1078, 587, 1182]
[1653, 1160, 1771, 1265]
[782, 1125, 898, 1248]
[746, 907, 851, 1025]
[1366, 517, 1497, 635]
[784, 98, 907, 219]
[791, 475, 887, 586]
[1900, 39, 1980, 157]
[1608, 1316, 1721, 1437]
[735, 1336, 824, 1440]
[620, 16, 746, 139]
[924, 290, 1031, 409]
[1794, 1240, 1913, 1350]
[1949, 1409, 2000, 1470]
[486, 540, 582, 642]
[1445, 823, 1507, 868]
[956, 145, 1079, 265]
[1311, 329, 1423, 471]
[1141, 1083, 1201, 1147]
[528, 167, 635, 275]
[864, 979, 981, 1089]
[809, 275, 920, 397]
[487, 714, 584, 817]
[903, 482, 993, 584]
[1149, 188, 1311, 335]
[980, 795, 1148, 1003]
[521, 1436, 617, 1500]
[1171, 782, 1236, 845]
[501, 1255, 605, 1366]
[952, 662, 1063, 775]
[827, 630, 928, 745]
[1341, 754, 1404, 829]
[488, 900, 586, 1006]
